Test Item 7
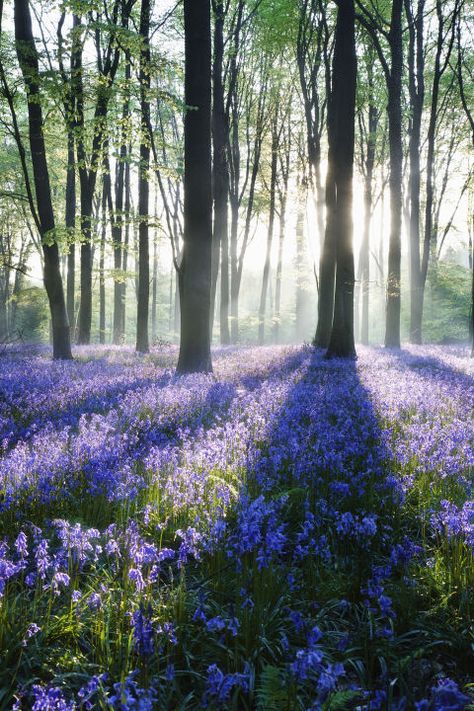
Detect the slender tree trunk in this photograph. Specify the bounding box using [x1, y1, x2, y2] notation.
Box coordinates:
[314, 136, 336, 347]
[122, 149, 131, 339]
[176, 0, 213, 373]
[359, 72, 378, 346]
[212, 0, 230, 345]
[98, 178, 107, 344]
[113, 57, 130, 344]
[136, 0, 151, 354]
[273, 205, 286, 344]
[295, 176, 308, 341]
[151, 192, 158, 342]
[326, 0, 357, 358]
[14, 0, 72, 359]
[65, 131, 76, 336]
[404, 0, 425, 344]
[258, 117, 279, 346]
[383, 0, 403, 348]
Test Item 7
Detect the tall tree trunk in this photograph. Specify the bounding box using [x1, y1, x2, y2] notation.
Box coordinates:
[176, 0, 213, 373]
[295, 175, 308, 341]
[313, 127, 336, 347]
[136, 0, 151, 354]
[405, 0, 425, 344]
[151, 191, 158, 342]
[99, 173, 108, 344]
[273, 205, 286, 344]
[65, 131, 76, 336]
[384, 0, 403, 348]
[359, 61, 378, 346]
[122, 149, 131, 339]
[212, 0, 230, 345]
[14, 0, 72, 359]
[258, 116, 279, 346]
[113, 57, 130, 344]
[326, 0, 357, 358]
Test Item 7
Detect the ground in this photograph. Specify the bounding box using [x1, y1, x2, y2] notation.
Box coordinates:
[0, 344, 473, 709]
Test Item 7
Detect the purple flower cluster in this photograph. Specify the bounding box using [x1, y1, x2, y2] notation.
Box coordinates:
[2, 343, 474, 708]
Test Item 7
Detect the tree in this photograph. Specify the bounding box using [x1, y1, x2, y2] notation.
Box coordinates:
[211, 0, 231, 345]
[76, 1, 134, 345]
[176, 0, 213, 373]
[10, 0, 72, 359]
[356, 0, 404, 349]
[355, 42, 380, 345]
[136, 0, 151, 354]
[456, 1, 474, 355]
[325, 0, 357, 358]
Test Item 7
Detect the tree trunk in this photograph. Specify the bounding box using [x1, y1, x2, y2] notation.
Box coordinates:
[359, 63, 378, 346]
[112, 57, 130, 345]
[404, 0, 425, 344]
[99, 173, 108, 344]
[14, 0, 72, 359]
[313, 132, 336, 347]
[295, 175, 308, 341]
[176, 0, 213, 374]
[65, 131, 76, 337]
[212, 0, 230, 345]
[151, 193, 158, 342]
[326, 0, 357, 358]
[136, 0, 151, 354]
[384, 0, 403, 348]
[122, 148, 131, 339]
[258, 116, 279, 346]
[273, 205, 286, 344]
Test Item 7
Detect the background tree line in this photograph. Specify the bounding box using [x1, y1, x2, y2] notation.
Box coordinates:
[0, 0, 472, 368]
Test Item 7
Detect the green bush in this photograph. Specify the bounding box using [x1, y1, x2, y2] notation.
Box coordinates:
[14, 286, 49, 342]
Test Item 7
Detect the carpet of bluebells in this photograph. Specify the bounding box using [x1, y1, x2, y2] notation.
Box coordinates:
[0, 343, 473, 710]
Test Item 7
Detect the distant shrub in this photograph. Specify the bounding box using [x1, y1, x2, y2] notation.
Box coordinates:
[423, 261, 471, 343]
[15, 286, 49, 342]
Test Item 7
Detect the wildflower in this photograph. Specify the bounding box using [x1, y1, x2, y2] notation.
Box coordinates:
[131, 606, 154, 656]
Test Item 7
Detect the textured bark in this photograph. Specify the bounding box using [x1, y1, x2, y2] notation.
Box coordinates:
[113, 58, 130, 344]
[296, 0, 327, 246]
[14, 0, 72, 359]
[136, 0, 151, 354]
[313, 114, 336, 348]
[176, 0, 213, 373]
[405, 0, 425, 344]
[326, 0, 357, 358]
[384, 0, 403, 348]
[122, 150, 131, 338]
[99, 175, 108, 344]
[76, 2, 131, 344]
[211, 0, 230, 345]
[65, 132, 76, 336]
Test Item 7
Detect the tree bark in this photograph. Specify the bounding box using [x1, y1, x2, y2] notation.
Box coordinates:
[212, 0, 230, 345]
[326, 0, 357, 358]
[113, 57, 131, 344]
[14, 0, 72, 359]
[405, 0, 425, 344]
[99, 173, 107, 344]
[176, 0, 213, 374]
[136, 0, 151, 354]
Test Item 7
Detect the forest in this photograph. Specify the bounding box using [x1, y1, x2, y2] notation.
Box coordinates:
[0, 0, 473, 708]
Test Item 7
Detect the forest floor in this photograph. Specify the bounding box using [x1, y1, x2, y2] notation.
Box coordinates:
[0, 344, 473, 710]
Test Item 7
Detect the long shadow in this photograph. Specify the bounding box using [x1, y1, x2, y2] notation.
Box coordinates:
[193, 345, 474, 706]
[375, 345, 474, 387]
[0, 348, 308, 519]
